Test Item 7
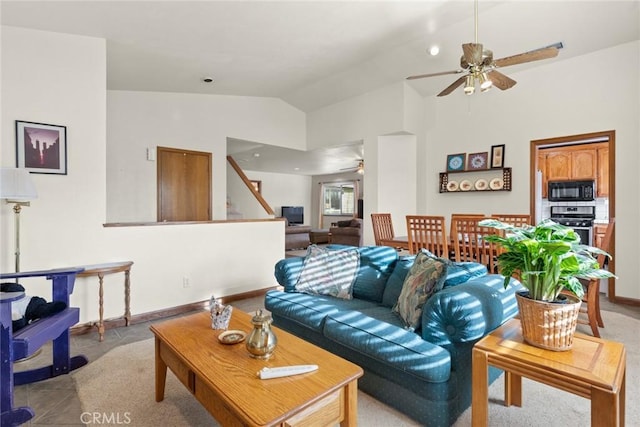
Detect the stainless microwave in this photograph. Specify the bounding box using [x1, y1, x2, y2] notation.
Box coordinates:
[548, 180, 595, 202]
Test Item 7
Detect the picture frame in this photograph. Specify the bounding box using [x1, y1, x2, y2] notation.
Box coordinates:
[446, 153, 466, 172]
[467, 152, 489, 170]
[250, 180, 262, 194]
[490, 144, 505, 169]
[16, 120, 67, 175]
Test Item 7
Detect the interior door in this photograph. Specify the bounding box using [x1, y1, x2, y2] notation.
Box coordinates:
[157, 146, 212, 221]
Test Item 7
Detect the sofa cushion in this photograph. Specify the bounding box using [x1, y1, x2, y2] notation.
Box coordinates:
[443, 261, 488, 288]
[351, 246, 398, 303]
[265, 290, 378, 332]
[295, 245, 359, 299]
[393, 251, 448, 329]
[381, 255, 416, 308]
[323, 311, 451, 383]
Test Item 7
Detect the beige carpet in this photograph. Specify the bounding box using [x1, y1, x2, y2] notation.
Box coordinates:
[73, 311, 638, 427]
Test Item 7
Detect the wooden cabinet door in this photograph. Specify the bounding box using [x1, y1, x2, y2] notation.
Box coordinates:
[571, 149, 597, 180]
[545, 151, 571, 182]
[157, 147, 212, 221]
[597, 147, 609, 197]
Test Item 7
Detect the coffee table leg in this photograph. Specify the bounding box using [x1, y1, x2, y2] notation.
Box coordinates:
[504, 371, 522, 407]
[340, 380, 358, 427]
[592, 388, 619, 426]
[472, 348, 489, 427]
[155, 338, 167, 402]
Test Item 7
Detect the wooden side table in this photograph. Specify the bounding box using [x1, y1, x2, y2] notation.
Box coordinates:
[472, 318, 626, 427]
[77, 261, 133, 341]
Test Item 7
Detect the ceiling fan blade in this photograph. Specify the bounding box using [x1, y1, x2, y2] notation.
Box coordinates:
[462, 43, 483, 65]
[487, 70, 517, 90]
[493, 46, 560, 68]
[437, 75, 467, 97]
[406, 70, 463, 80]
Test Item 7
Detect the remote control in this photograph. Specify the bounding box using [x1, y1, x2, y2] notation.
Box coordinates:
[257, 364, 318, 379]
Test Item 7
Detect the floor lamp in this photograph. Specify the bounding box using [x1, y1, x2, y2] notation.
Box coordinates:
[0, 168, 38, 272]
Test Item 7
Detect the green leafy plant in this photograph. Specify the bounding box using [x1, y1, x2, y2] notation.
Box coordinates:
[479, 218, 615, 301]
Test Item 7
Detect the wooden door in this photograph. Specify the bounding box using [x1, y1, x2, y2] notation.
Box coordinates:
[157, 146, 212, 221]
[571, 149, 597, 179]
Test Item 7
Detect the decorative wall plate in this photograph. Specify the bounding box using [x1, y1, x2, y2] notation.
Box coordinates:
[218, 330, 247, 345]
[447, 180, 459, 191]
[475, 179, 488, 190]
[489, 178, 504, 190]
[460, 180, 473, 191]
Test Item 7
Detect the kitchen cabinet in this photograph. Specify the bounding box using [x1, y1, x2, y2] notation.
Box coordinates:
[594, 223, 608, 249]
[539, 143, 608, 198]
[597, 147, 609, 197]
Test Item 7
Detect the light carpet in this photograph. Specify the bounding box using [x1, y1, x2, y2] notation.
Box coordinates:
[73, 311, 638, 426]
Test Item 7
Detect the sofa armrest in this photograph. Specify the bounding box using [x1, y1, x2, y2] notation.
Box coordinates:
[421, 274, 522, 349]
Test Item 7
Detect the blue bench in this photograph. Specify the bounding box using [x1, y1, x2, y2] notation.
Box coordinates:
[1, 268, 89, 426]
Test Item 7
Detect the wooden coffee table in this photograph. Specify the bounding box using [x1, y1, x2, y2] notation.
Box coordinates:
[472, 318, 626, 427]
[150, 310, 363, 427]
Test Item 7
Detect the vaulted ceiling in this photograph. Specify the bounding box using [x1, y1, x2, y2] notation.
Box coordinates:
[2, 1, 638, 174]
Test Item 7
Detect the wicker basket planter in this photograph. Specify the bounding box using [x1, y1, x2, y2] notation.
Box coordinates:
[516, 291, 582, 351]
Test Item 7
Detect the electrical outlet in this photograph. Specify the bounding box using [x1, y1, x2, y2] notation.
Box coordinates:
[182, 277, 190, 288]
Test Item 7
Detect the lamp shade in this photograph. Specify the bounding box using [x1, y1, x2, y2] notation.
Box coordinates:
[0, 168, 38, 201]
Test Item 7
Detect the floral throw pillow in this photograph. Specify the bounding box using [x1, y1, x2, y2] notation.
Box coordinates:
[295, 245, 360, 299]
[393, 251, 448, 329]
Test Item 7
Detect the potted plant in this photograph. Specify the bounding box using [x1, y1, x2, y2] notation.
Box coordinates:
[479, 218, 615, 351]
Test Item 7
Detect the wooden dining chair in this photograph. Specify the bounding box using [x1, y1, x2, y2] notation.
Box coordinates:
[451, 216, 502, 272]
[576, 218, 615, 337]
[492, 214, 531, 228]
[449, 213, 485, 241]
[371, 213, 395, 246]
[406, 215, 448, 258]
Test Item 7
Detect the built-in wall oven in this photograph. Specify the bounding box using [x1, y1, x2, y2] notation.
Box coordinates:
[548, 180, 595, 202]
[549, 206, 595, 246]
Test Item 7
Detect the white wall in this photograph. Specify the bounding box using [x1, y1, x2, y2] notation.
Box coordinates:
[1, 26, 290, 324]
[423, 41, 640, 300]
[227, 168, 312, 223]
[107, 90, 306, 222]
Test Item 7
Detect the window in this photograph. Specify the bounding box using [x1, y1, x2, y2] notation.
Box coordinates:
[323, 182, 355, 215]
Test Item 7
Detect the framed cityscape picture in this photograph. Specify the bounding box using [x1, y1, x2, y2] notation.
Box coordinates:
[16, 120, 67, 175]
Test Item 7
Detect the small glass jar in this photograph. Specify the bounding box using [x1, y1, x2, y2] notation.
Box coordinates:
[245, 309, 277, 359]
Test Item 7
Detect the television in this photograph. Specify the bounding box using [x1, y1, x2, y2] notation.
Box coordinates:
[281, 206, 304, 225]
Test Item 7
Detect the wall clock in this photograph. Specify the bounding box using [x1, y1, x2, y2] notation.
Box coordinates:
[446, 153, 466, 172]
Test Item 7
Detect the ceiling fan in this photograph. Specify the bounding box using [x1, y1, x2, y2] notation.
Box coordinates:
[340, 159, 364, 174]
[406, 0, 563, 97]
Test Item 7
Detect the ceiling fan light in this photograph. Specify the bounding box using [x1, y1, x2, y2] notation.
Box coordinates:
[480, 72, 492, 91]
[464, 75, 475, 95]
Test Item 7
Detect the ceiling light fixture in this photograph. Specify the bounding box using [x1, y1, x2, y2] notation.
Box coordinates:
[202, 77, 214, 83]
[429, 46, 440, 56]
[479, 72, 492, 92]
[463, 75, 475, 95]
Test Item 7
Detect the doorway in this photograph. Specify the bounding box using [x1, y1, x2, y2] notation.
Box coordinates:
[530, 130, 616, 300]
[157, 146, 212, 221]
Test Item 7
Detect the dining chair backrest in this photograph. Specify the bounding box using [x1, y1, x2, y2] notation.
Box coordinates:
[449, 213, 485, 241]
[451, 216, 502, 272]
[371, 213, 395, 246]
[492, 214, 531, 228]
[406, 215, 448, 257]
[596, 218, 615, 268]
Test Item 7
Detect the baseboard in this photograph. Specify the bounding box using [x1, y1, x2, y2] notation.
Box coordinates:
[71, 286, 278, 336]
[610, 295, 640, 307]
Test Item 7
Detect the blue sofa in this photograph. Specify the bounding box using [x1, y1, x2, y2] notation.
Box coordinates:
[265, 245, 522, 426]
